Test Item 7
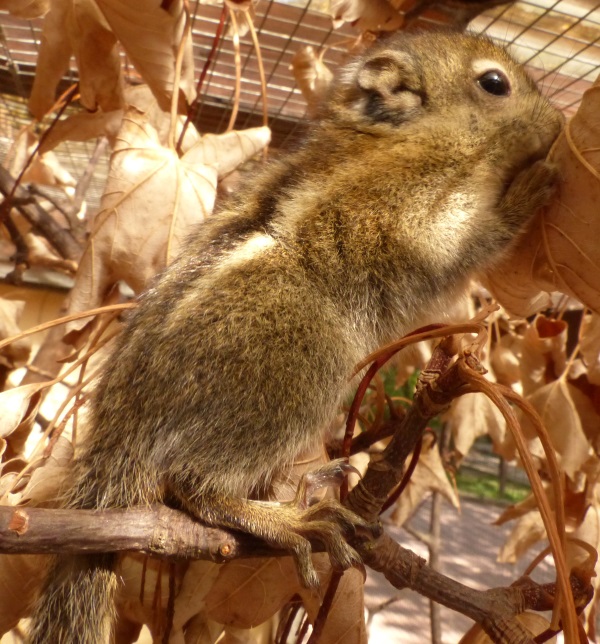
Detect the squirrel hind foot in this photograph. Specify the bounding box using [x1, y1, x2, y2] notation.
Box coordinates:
[167, 474, 379, 588]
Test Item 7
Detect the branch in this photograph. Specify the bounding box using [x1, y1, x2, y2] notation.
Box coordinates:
[0, 504, 292, 561]
[0, 166, 82, 262]
[0, 503, 590, 644]
[0, 337, 590, 643]
[358, 533, 591, 644]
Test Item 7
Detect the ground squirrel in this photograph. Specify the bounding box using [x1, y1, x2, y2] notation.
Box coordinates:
[27, 31, 563, 643]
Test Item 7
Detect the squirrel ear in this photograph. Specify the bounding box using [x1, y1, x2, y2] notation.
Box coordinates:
[356, 51, 424, 123]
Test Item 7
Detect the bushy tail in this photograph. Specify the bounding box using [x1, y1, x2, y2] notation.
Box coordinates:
[27, 553, 117, 644]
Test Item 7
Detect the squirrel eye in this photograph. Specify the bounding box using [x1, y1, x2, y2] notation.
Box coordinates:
[477, 70, 511, 96]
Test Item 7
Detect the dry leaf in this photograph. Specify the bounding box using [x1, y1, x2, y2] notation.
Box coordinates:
[489, 333, 522, 387]
[115, 554, 190, 641]
[68, 0, 124, 113]
[519, 316, 568, 396]
[19, 436, 73, 505]
[39, 109, 124, 154]
[291, 47, 334, 116]
[533, 78, 600, 312]
[446, 392, 510, 460]
[486, 73, 600, 315]
[96, 0, 196, 111]
[170, 560, 222, 638]
[569, 384, 600, 449]
[390, 432, 459, 527]
[494, 488, 556, 526]
[29, 0, 124, 118]
[481, 233, 553, 318]
[0, 0, 49, 18]
[5, 129, 76, 189]
[28, 0, 73, 119]
[0, 299, 31, 370]
[0, 554, 49, 637]
[569, 502, 600, 634]
[184, 126, 271, 178]
[65, 110, 269, 328]
[40, 84, 203, 155]
[518, 380, 590, 481]
[497, 508, 546, 563]
[459, 612, 555, 643]
[29, 0, 195, 118]
[0, 382, 45, 441]
[329, 0, 404, 31]
[205, 555, 314, 628]
[300, 567, 367, 644]
[580, 313, 600, 385]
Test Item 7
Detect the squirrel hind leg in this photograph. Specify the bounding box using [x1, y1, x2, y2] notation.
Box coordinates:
[166, 472, 379, 589]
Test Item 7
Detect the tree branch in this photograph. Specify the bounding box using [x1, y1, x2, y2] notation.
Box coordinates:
[0, 166, 82, 262]
[0, 337, 591, 643]
[0, 503, 590, 644]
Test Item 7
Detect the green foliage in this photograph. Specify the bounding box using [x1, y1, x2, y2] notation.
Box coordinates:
[456, 468, 530, 504]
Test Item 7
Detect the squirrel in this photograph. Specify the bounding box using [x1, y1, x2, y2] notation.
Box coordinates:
[27, 31, 563, 643]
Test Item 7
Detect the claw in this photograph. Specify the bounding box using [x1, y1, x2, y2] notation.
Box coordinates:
[295, 458, 360, 508]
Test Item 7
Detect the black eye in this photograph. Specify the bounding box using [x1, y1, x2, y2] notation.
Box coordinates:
[477, 70, 511, 96]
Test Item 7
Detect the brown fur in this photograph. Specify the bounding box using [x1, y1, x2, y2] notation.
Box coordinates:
[27, 31, 563, 642]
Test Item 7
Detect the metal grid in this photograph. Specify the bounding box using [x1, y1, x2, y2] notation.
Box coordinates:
[471, 0, 600, 115]
[0, 0, 598, 212]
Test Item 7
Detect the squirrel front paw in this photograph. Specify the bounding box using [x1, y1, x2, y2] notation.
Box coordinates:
[499, 159, 559, 229]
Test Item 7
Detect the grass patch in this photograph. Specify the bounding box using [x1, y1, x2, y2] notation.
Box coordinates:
[456, 468, 530, 504]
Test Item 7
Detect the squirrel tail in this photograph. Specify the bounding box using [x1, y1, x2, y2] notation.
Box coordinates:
[27, 553, 118, 644]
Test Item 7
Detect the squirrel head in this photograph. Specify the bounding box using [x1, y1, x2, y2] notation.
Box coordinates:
[324, 31, 563, 158]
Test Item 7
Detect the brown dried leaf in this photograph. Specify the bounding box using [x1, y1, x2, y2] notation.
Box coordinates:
[481, 231, 553, 318]
[300, 567, 367, 644]
[39, 84, 203, 155]
[459, 612, 555, 643]
[494, 491, 541, 526]
[569, 384, 600, 448]
[170, 560, 222, 637]
[5, 129, 76, 189]
[534, 80, 600, 312]
[519, 316, 568, 396]
[114, 554, 179, 639]
[390, 432, 459, 527]
[69, 0, 123, 113]
[66, 113, 270, 327]
[497, 508, 546, 563]
[291, 46, 334, 116]
[29, 0, 124, 118]
[0, 554, 49, 636]
[486, 74, 600, 315]
[39, 109, 124, 153]
[519, 380, 590, 481]
[580, 313, 600, 385]
[184, 126, 271, 178]
[569, 501, 600, 633]
[329, 0, 404, 31]
[0, 299, 31, 369]
[20, 437, 73, 505]
[96, 0, 196, 111]
[446, 392, 510, 460]
[489, 334, 522, 387]
[28, 0, 73, 119]
[0, 382, 44, 441]
[205, 555, 312, 627]
[0, 0, 49, 18]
